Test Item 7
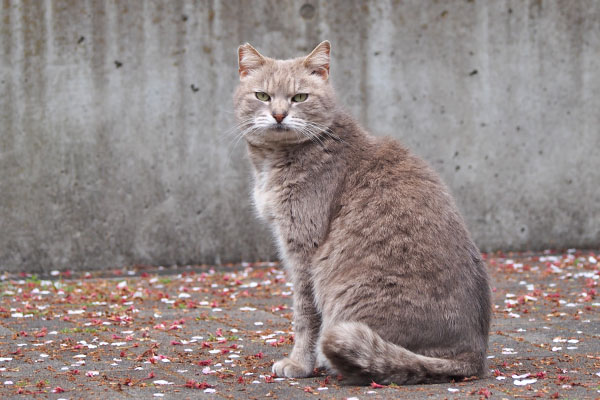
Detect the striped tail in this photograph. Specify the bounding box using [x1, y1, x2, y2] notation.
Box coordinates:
[321, 321, 485, 385]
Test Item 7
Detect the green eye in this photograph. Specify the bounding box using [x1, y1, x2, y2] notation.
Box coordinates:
[255, 92, 270, 101]
[291, 93, 308, 103]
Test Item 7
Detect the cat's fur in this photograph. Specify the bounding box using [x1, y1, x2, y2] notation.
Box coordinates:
[233, 41, 491, 385]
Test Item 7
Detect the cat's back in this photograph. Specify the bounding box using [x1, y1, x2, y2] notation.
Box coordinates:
[314, 133, 490, 348]
[319, 131, 486, 292]
[340, 135, 465, 240]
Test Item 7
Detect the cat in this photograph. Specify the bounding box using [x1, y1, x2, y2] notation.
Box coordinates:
[233, 41, 491, 385]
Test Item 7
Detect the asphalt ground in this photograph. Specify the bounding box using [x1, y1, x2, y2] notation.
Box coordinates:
[0, 249, 598, 399]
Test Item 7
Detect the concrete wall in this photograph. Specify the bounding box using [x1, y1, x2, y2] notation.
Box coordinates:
[1, 0, 599, 272]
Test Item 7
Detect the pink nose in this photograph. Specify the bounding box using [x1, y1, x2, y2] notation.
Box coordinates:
[273, 113, 286, 123]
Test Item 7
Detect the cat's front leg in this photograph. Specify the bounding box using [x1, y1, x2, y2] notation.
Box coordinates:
[273, 267, 320, 378]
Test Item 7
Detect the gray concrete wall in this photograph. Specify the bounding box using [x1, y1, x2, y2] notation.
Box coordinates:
[1, 0, 599, 272]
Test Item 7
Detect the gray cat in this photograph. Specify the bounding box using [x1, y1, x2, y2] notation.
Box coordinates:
[233, 41, 491, 385]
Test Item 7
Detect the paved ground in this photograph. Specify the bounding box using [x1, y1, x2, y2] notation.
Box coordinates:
[0, 249, 598, 399]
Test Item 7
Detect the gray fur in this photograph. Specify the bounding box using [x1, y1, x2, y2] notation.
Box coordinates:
[233, 41, 491, 385]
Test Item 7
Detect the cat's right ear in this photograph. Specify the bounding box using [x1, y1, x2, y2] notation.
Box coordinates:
[238, 43, 266, 80]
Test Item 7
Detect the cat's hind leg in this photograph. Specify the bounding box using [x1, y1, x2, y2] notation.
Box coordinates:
[315, 345, 332, 370]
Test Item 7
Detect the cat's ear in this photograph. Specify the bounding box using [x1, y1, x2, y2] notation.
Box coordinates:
[238, 43, 266, 80]
[304, 40, 330, 80]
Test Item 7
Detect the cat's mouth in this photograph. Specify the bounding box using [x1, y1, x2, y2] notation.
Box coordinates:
[243, 121, 310, 147]
[272, 123, 290, 131]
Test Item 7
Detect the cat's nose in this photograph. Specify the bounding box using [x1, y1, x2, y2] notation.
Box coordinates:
[272, 113, 287, 123]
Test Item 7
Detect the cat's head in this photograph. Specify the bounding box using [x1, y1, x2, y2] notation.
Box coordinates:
[233, 41, 336, 147]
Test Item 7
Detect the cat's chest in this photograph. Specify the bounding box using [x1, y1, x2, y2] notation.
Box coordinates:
[252, 167, 277, 221]
[251, 162, 313, 225]
[249, 151, 337, 257]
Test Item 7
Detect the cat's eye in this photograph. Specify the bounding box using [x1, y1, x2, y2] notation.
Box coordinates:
[255, 92, 271, 102]
[291, 93, 308, 103]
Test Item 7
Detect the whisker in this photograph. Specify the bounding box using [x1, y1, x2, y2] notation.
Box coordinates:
[306, 122, 355, 149]
[226, 125, 262, 158]
[299, 126, 325, 147]
[219, 118, 255, 140]
[220, 123, 254, 148]
[287, 117, 353, 148]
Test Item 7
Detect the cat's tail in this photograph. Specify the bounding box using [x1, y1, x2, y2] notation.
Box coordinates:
[320, 321, 485, 385]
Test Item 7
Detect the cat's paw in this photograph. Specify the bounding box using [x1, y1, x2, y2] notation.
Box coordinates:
[272, 357, 313, 378]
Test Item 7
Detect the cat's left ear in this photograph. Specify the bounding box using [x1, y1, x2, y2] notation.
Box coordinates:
[304, 40, 330, 80]
[238, 43, 266, 80]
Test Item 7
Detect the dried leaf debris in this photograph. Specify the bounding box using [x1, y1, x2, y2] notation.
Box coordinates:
[0, 250, 598, 398]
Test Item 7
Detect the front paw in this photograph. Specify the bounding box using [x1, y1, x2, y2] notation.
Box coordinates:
[272, 357, 313, 378]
